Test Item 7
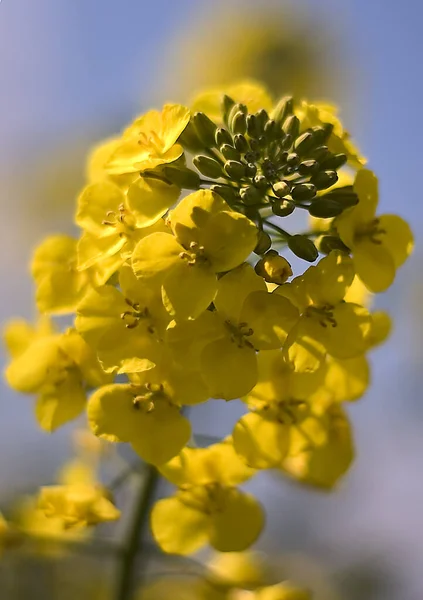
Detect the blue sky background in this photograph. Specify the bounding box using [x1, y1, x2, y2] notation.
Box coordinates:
[0, 1, 422, 598]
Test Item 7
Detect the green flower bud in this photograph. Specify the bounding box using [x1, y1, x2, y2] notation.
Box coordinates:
[253, 175, 268, 189]
[220, 144, 240, 161]
[224, 160, 246, 180]
[233, 134, 249, 153]
[291, 183, 317, 201]
[163, 166, 200, 190]
[228, 103, 247, 131]
[288, 235, 318, 262]
[179, 121, 204, 153]
[193, 155, 223, 179]
[298, 160, 319, 175]
[286, 153, 300, 167]
[273, 96, 294, 126]
[312, 124, 333, 145]
[322, 187, 358, 208]
[319, 153, 348, 170]
[308, 199, 344, 218]
[311, 170, 338, 190]
[254, 231, 272, 255]
[231, 111, 247, 135]
[294, 131, 316, 155]
[193, 112, 218, 148]
[310, 145, 329, 162]
[246, 114, 258, 138]
[272, 199, 295, 217]
[210, 184, 238, 204]
[245, 163, 257, 177]
[222, 95, 236, 124]
[215, 127, 233, 147]
[255, 109, 269, 133]
[318, 235, 350, 254]
[264, 119, 277, 139]
[240, 186, 263, 206]
[283, 115, 300, 139]
[273, 181, 291, 198]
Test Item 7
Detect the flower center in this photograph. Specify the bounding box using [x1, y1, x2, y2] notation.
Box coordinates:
[305, 305, 337, 328]
[101, 204, 136, 237]
[179, 241, 210, 266]
[179, 483, 229, 515]
[225, 320, 255, 349]
[256, 398, 307, 424]
[120, 298, 155, 332]
[130, 382, 167, 413]
[355, 217, 386, 245]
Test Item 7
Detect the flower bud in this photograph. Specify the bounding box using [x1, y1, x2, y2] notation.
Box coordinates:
[311, 170, 338, 190]
[253, 175, 268, 189]
[179, 121, 204, 152]
[193, 112, 218, 147]
[246, 114, 258, 138]
[273, 96, 294, 126]
[215, 127, 233, 147]
[272, 199, 295, 217]
[222, 95, 235, 123]
[283, 115, 300, 139]
[298, 160, 319, 175]
[294, 131, 315, 155]
[308, 198, 344, 218]
[220, 144, 240, 161]
[291, 183, 317, 201]
[255, 250, 293, 284]
[254, 231, 272, 255]
[320, 153, 348, 170]
[210, 184, 238, 204]
[193, 155, 223, 179]
[224, 160, 246, 180]
[312, 124, 333, 145]
[255, 109, 269, 133]
[233, 134, 249, 153]
[231, 111, 247, 135]
[228, 103, 247, 131]
[273, 181, 291, 198]
[163, 166, 200, 190]
[288, 235, 318, 262]
[240, 186, 263, 206]
[245, 163, 257, 177]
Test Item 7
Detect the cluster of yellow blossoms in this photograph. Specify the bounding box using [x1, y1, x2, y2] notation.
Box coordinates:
[3, 81, 413, 560]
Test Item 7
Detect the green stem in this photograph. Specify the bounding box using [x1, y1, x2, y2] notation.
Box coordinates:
[114, 464, 159, 600]
[264, 220, 291, 238]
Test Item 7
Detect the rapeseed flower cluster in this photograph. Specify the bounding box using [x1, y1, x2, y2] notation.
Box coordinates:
[3, 81, 413, 558]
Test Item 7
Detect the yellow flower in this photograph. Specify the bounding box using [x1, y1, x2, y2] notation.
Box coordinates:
[151, 439, 263, 554]
[191, 80, 273, 121]
[166, 263, 298, 400]
[256, 583, 311, 600]
[131, 190, 258, 320]
[106, 104, 190, 175]
[281, 404, 354, 490]
[36, 483, 120, 529]
[4, 325, 110, 432]
[233, 350, 327, 468]
[31, 235, 93, 314]
[297, 101, 366, 169]
[76, 265, 170, 374]
[335, 169, 413, 292]
[276, 251, 371, 372]
[87, 358, 207, 465]
[75, 177, 178, 275]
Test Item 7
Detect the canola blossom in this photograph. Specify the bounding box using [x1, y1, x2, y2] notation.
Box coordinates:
[2, 80, 413, 569]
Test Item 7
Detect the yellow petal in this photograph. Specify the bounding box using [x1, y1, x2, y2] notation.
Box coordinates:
[75, 181, 125, 236]
[162, 262, 217, 320]
[201, 338, 258, 400]
[366, 310, 392, 347]
[131, 232, 182, 281]
[96, 324, 159, 375]
[378, 214, 413, 267]
[321, 303, 371, 359]
[126, 177, 180, 228]
[215, 263, 267, 323]
[240, 291, 299, 350]
[77, 232, 126, 271]
[158, 103, 191, 152]
[233, 412, 290, 468]
[306, 251, 355, 306]
[35, 378, 86, 432]
[314, 355, 369, 404]
[210, 488, 264, 552]
[192, 80, 273, 120]
[151, 496, 209, 555]
[283, 320, 326, 373]
[354, 241, 396, 293]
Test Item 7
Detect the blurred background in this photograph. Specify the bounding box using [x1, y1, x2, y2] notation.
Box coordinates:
[0, 0, 422, 598]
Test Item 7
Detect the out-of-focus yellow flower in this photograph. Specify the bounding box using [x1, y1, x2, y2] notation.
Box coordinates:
[335, 169, 413, 292]
[36, 482, 120, 530]
[151, 439, 263, 554]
